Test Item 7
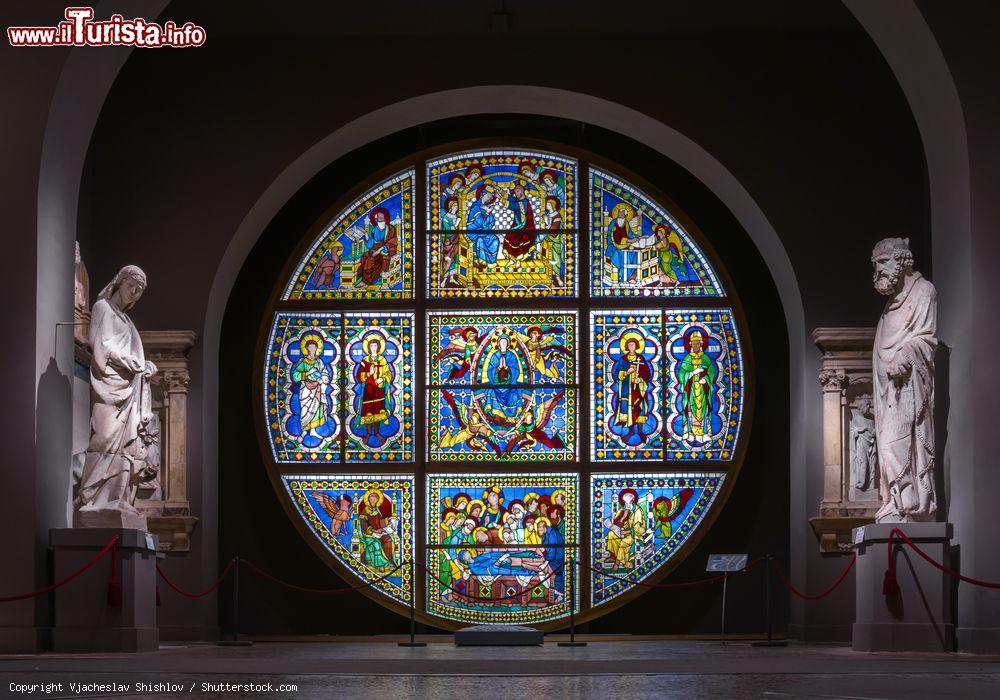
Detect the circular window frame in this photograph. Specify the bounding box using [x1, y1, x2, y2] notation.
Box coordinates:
[252, 136, 755, 631]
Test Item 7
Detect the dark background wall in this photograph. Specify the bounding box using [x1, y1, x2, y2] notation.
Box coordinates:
[71, 1, 927, 637]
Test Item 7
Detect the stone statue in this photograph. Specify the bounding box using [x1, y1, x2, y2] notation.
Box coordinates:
[849, 395, 878, 497]
[75, 265, 159, 530]
[871, 238, 937, 523]
[73, 242, 90, 347]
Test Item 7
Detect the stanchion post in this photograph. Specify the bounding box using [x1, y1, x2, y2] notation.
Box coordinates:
[558, 558, 586, 647]
[398, 558, 426, 647]
[219, 556, 253, 647]
[752, 554, 787, 648]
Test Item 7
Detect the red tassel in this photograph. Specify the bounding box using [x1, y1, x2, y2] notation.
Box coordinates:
[882, 568, 899, 596]
[107, 540, 122, 607]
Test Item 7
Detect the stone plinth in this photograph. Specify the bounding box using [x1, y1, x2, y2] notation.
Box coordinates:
[454, 624, 543, 646]
[50, 528, 159, 653]
[852, 523, 953, 652]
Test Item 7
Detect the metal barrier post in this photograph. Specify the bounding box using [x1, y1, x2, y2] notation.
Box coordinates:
[752, 554, 787, 648]
[558, 559, 586, 647]
[219, 556, 253, 647]
[398, 558, 426, 647]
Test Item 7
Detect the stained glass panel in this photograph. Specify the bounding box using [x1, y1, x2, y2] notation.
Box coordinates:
[590, 473, 724, 606]
[427, 150, 577, 230]
[283, 169, 414, 300]
[427, 473, 578, 624]
[427, 311, 577, 386]
[264, 312, 341, 463]
[343, 313, 414, 462]
[590, 167, 723, 298]
[591, 310, 664, 462]
[426, 150, 577, 298]
[664, 310, 744, 461]
[284, 475, 414, 604]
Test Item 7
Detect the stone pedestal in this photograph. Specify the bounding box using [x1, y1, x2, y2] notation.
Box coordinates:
[50, 528, 159, 652]
[852, 523, 954, 652]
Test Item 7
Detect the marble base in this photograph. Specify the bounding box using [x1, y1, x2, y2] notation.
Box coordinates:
[74, 503, 148, 531]
[50, 528, 159, 653]
[852, 523, 954, 652]
[454, 624, 543, 646]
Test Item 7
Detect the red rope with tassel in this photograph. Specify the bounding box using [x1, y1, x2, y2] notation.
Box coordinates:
[884, 527, 1000, 596]
[0, 536, 119, 603]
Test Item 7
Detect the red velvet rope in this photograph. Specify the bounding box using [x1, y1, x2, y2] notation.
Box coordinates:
[770, 553, 856, 601]
[884, 527, 1000, 596]
[0, 536, 119, 603]
[417, 559, 567, 601]
[156, 558, 235, 599]
[241, 559, 403, 594]
[581, 557, 763, 589]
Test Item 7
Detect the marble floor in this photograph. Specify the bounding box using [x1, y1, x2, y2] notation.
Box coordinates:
[2, 639, 999, 699]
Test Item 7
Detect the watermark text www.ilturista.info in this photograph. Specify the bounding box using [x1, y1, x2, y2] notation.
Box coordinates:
[7, 7, 205, 48]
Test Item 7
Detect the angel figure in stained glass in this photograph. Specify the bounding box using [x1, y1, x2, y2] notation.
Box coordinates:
[518, 324, 569, 381]
[315, 492, 353, 538]
[434, 326, 480, 381]
[539, 169, 564, 205]
[653, 224, 686, 287]
[310, 239, 344, 289]
[504, 390, 566, 454]
[678, 328, 717, 444]
[439, 390, 501, 455]
[604, 489, 647, 570]
[652, 489, 694, 539]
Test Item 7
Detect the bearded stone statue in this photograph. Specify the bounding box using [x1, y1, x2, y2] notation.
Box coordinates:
[75, 265, 159, 530]
[871, 238, 937, 523]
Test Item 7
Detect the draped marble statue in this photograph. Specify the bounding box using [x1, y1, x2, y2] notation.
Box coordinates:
[871, 238, 937, 523]
[75, 265, 159, 530]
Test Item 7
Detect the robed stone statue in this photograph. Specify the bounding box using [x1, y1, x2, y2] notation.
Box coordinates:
[75, 265, 159, 530]
[871, 238, 937, 523]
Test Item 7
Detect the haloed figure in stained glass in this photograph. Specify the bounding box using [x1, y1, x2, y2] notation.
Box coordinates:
[604, 488, 647, 570]
[289, 332, 336, 448]
[354, 332, 395, 447]
[610, 330, 657, 446]
[606, 203, 649, 283]
[358, 488, 398, 570]
[678, 329, 717, 444]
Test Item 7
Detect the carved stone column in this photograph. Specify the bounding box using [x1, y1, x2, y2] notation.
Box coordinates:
[137, 331, 199, 551]
[809, 327, 879, 552]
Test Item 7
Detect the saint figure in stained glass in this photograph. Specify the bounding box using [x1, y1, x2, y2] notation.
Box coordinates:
[676, 328, 718, 444]
[352, 332, 396, 447]
[357, 487, 399, 570]
[287, 330, 338, 449]
[604, 489, 647, 570]
[606, 203, 649, 284]
[610, 330, 657, 447]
